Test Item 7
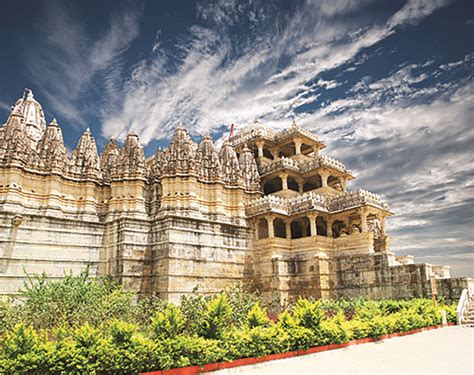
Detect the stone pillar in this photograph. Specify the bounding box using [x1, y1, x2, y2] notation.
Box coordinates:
[279, 172, 289, 190]
[285, 220, 292, 239]
[296, 177, 304, 194]
[267, 215, 275, 238]
[294, 137, 302, 155]
[380, 216, 386, 236]
[312, 145, 319, 158]
[327, 218, 333, 237]
[308, 213, 317, 236]
[320, 170, 329, 188]
[360, 211, 368, 233]
[255, 140, 265, 157]
[270, 148, 279, 160]
[341, 178, 347, 191]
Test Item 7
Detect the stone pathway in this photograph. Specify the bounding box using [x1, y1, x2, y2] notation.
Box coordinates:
[210, 326, 474, 374]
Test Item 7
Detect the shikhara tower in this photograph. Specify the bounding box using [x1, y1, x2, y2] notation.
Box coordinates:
[0, 89, 471, 302]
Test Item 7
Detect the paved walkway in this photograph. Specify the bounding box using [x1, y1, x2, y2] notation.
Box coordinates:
[211, 326, 474, 374]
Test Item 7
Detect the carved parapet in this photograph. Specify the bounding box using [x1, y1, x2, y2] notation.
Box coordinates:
[230, 120, 276, 147]
[288, 192, 327, 215]
[318, 155, 350, 175]
[274, 122, 322, 144]
[245, 195, 288, 216]
[258, 157, 300, 176]
[328, 189, 389, 212]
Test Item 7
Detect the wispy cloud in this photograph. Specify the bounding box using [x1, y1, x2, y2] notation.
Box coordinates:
[24, 0, 143, 127]
[101, 0, 453, 144]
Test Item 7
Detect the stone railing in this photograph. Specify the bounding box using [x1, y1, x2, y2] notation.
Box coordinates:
[258, 157, 300, 175]
[230, 126, 276, 147]
[288, 192, 327, 215]
[318, 155, 349, 174]
[258, 155, 351, 177]
[245, 194, 288, 216]
[246, 189, 389, 217]
[274, 124, 322, 144]
[328, 189, 389, 212]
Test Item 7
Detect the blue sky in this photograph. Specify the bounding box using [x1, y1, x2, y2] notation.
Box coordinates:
[0, 0, 473, 277]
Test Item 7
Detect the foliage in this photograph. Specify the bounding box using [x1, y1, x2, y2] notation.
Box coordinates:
[0, 272, 458, 374]
[293, 297, 323, 332]
[197, 294, 233, 339]
[247, 302, 270, 328]
[151, 304, 185, 340]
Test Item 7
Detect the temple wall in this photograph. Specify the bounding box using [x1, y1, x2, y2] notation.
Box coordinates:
[151, 214, 253, 303]
[0, 212, 102, 295]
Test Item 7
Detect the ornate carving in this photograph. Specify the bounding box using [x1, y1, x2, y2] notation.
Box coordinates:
[100, 138, 120, 179]
[196, 134, 221, 180]
[69, 128, 100, 178]
[0, 105, 31, 164]
[36, 118, 67, 171]
[120, 131, 146, 176]
[238, 144, 261, 190]
[219, 141, 242, 184]
[14, 89, 47, 146]
[163, 125, 198, 174]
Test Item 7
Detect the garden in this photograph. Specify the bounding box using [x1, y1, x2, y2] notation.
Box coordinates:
[0, 270, 457, 374]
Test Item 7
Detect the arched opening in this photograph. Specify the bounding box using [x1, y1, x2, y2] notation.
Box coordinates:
[328, 176, 343, 191]
[332, 220, 347, 238]
[257, 218, 268, 239]
[273, 218, 286, 238]
[263, 177, 282, 195]
[287, 176, 299, 192]
[291, 217, 311, 239]
[316, 216, 327, 236]
[303, 174, 322, 192]
[263, 148, 274, 160]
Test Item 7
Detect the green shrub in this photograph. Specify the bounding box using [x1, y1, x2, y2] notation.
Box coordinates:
[247, 302, 270, 328]
[0, 324, 50, 373]
[367, 316, 388, 338]
[151, 304, 185, 340]
[225, 326, 283, 359]
[108, 320, 137, 346]
[159, 336, 226, 369]
[197, 294, 233, 339]
[293, 298, 323, 332]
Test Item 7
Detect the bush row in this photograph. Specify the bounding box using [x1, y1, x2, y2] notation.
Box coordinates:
[0, 272, 456, 374]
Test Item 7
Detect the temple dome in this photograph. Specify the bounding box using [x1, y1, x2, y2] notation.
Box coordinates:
[13, 89, 47, 145]
[230, 118, 276, 147]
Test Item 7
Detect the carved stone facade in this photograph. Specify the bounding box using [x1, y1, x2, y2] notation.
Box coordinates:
[0, 90, 471, 302]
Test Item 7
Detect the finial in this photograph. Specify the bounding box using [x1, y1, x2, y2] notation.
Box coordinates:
[85, 127, 91, 134]
[254, 117, 259, 124]
[24, 88, 34, 100]
[203, 132, 211, 140]
[291, 117, 298, 127]
[49, 117, 59, 126]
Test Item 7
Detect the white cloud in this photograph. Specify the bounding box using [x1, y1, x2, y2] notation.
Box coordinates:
[24, 0, 143, 127]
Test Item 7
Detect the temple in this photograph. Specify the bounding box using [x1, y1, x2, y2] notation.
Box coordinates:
[0, 89, 471, 302]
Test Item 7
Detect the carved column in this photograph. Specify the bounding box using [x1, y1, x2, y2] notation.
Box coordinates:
[255, 140, 265, 158]
[267, 215, 275, 238]
[279, 172, 289, 190]
[327, 218, 333, 237]
[341, 177, 347, 191]
[308, 213, 317, 236]
[360, 210, 368, 233]
[380, 216, 386, 236]
[312, 145, 319, 158]
[270, 148, 279, 160]
[285, 220, 291, 239]
[294, 137, 302, 155]
[296, 177, 304, 194]
[320, 170, 329, 188]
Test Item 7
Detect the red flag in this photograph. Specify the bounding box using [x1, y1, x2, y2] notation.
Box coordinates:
[228, 123, 234, 141]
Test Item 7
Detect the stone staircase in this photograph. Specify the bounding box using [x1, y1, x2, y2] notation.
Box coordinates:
[458, 289, 474, 327]
[461, 299, 474, 327]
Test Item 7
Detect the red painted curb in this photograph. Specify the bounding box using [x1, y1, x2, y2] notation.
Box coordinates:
[140, 324, 453, 375]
